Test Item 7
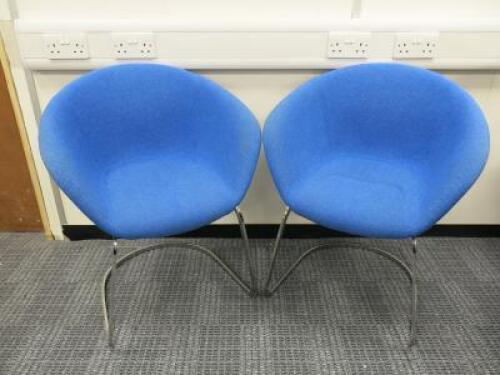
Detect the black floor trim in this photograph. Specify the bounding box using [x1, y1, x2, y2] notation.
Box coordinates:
[63, 224, 500, 241]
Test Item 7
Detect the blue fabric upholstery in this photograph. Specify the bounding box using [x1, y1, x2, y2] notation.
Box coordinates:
[264, 63, 489, 238]
[40, 64, 260, 239]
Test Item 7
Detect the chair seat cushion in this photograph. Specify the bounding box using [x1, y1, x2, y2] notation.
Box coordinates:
[93, 156, 238, 239]
[287, 156, 432, 238]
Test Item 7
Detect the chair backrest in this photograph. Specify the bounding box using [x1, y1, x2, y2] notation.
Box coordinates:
[264, 63, 489, 198]
[40, 63, 261, 195]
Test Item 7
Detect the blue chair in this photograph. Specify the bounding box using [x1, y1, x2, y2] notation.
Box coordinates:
[263, 63, 489, 345]
[39, 63, 261, 346]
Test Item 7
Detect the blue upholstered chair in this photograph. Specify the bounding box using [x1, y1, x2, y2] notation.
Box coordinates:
[39, 63, 261, 346]
[263, 63, 489, 345]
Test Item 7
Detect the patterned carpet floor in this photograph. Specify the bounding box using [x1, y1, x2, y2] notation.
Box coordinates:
[0, 233, 499, 374]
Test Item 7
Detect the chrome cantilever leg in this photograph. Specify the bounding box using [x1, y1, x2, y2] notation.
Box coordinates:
[264, 207, 419, 347]
[409, 237, 418, 347]
[105, 239, 119, 347]
[234, 207, 258, 294]
[102, 207, 257, 347]
[263, 207, 290, 295]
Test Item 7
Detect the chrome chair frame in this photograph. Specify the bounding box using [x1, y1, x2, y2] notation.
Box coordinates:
[102, 207, 257, 347]
[263, 207, 418, 347]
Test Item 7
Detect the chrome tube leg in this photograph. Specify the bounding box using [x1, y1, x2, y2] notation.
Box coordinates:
[409, 237, 418, 347]
[234, 207, 258, 294]
[263, 207, 290, 295]
[112, 239, 118, 270]
[105, 239, 118, 348]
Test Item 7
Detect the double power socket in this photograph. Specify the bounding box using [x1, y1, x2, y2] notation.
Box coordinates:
[44, 33, 157, 60]
[327, 32, 439, 59]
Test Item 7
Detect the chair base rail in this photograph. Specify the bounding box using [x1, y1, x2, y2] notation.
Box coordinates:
[102, 206, 419, 348]
[102, 241, 257, 347]
[264, 207, 419, 347]
[103, 206, 258, 347]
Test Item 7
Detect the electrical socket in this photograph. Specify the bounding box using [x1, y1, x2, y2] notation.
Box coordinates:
[112, 33, 157, 59]
[393, 33, 439, 59]
[44, 34, 89, 59]
[327, 32, 371, 59]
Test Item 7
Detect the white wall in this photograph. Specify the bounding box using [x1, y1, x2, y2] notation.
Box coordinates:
[7, 0, 500, 233]
[0, 2, 11, 20]
[14, 0, 500, 20]
[362, 0, 500, 19]
[14, 0, 352, 21]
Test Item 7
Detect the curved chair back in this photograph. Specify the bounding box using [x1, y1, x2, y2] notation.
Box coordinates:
[40, 64, 260, 238]
[264, 63, 489, 235]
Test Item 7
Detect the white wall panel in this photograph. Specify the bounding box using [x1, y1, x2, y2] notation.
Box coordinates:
[0, 1, 12, 20]
[15, 0, 352, 21]
[441, 72, 500, 224]
[362, 0, 500, 19]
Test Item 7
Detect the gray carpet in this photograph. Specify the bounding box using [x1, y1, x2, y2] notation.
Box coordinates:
[0, 233, 499, 374]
